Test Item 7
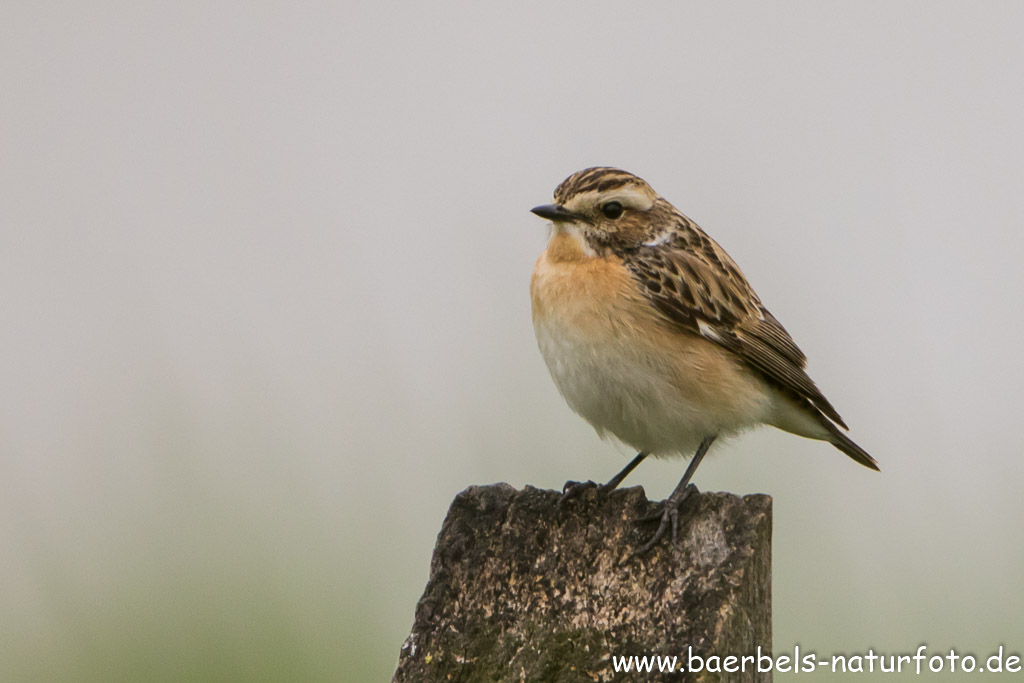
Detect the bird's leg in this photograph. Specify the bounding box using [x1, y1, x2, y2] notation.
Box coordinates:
[600, 451, 648, 492]
[559, 452, 648, 507]
[635, 436, 715, 555]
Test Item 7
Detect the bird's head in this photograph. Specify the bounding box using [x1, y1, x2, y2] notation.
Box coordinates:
[531, 167, 675, 257]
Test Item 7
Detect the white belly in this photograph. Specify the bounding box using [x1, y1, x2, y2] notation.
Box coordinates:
[533, 307, 772, 458]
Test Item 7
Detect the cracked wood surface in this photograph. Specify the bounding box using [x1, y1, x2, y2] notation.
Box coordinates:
[393, 483, 772, 682]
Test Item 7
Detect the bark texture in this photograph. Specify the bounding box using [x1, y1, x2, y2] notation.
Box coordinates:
[394, 483, 771, 682]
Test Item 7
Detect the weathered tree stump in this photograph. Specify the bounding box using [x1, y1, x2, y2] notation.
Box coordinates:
[394, 483, 771, 682]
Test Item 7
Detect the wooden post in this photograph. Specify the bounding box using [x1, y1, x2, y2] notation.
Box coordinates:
[394, 483, 772, 682]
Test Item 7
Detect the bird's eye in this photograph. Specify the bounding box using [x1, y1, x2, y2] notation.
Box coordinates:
[601, 201, 624, 219]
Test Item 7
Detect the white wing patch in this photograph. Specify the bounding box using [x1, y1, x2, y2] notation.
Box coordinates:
[697, 319, 723, 342]
[643, 232, 673, 247]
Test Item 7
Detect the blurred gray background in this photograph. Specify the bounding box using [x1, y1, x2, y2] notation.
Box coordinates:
[3, 1, 1023, 680]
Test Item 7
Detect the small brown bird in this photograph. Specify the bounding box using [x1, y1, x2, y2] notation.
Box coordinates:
[530, 167, 878, 553]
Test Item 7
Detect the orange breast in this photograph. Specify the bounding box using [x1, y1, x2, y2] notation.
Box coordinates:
[530, 233, 648, 336]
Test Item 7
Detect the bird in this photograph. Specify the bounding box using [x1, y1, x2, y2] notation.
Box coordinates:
[529, 167, 878, 554]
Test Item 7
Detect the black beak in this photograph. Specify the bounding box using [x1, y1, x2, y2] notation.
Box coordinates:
[530, 204, 576, 222]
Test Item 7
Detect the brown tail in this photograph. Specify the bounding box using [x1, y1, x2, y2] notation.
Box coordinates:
[822, 419, 880, 471]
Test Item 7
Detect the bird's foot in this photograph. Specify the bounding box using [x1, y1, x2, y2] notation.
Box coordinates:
[634, 483, 699, 555]
[558, 479, 605, 508]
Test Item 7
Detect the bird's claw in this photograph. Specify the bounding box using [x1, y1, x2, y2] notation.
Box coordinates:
[558, 479, 599, 508]
[634, 483, 698, 555]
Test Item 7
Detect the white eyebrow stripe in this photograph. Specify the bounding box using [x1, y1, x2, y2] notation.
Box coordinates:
[563, 187, 655, 213]
[611, 190, 655, 211]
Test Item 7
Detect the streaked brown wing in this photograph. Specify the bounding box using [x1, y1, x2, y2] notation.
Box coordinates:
[626, 246, 848, 429]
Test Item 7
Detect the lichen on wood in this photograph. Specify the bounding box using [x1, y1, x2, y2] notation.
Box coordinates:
[394, 483, 772, 682]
